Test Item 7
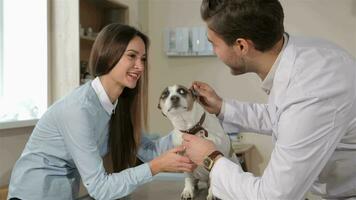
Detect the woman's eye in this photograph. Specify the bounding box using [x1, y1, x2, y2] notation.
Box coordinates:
[128, 54, 136, 59]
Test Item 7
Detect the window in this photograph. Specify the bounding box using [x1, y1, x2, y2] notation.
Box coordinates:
[0, 0, 48, 129]
[0, 0, 3, 97]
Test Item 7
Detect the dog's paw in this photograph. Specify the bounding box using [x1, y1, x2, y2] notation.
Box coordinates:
[207, 186, 214, 200]
[206, 193, 214, 200]
[181, 186, 195, 200]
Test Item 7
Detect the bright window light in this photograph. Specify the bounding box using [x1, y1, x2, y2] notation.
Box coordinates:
[0, 0, 48, 129]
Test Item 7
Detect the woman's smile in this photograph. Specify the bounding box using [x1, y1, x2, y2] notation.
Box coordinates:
[127, 71, 141, 80]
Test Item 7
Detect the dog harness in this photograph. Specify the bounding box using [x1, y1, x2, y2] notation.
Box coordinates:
[180, 112, 208, 137]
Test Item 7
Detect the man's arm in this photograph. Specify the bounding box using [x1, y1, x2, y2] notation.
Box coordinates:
[218, 99, 273, 135]
[210, 96, 348, 200]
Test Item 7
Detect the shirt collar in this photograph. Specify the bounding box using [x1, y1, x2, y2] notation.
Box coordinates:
[91, 77, 118, 115]
[261, 33, 289, 95]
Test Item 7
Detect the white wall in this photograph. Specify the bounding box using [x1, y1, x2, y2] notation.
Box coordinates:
[282, 0, 356, 54]
[146, 0, 356, 176]
[0, 127, 32, 187]
[49, 0, 80, 103]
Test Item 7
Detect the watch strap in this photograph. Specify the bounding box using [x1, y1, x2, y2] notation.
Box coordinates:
[208, 150, 224, 161]
[204, 150, 224, 172]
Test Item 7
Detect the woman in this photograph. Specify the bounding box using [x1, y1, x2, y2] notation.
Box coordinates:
[7, 24, 194, 200]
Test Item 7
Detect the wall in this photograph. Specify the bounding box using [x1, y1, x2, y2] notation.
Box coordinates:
[282, 0, 356, 55]
[0, 127, 32, 187]
[146, 0, 356, 176]
[50, 0, 80, 103]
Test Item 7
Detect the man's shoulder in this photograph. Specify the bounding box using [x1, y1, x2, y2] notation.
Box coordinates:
[289, 34, 348, 56]
[278, 35, 356, 101]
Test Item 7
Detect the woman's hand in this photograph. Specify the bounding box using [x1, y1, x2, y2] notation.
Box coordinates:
[182, 133, 217, 166]
[191, 81, 223, 115]
[149, 146, 197, 175]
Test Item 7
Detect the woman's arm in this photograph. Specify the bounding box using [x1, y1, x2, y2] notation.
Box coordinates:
[57, 107, 153, 200]
[137, 132, 174, 162]
[57, 107, 192, 200]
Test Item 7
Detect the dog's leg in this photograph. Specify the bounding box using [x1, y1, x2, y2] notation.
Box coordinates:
[207, 186, 214, 200]
[181, 173, 196, 199]
[207, 179, 214, 200]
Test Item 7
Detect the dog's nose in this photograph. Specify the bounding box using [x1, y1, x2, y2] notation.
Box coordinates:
[170, 95, 179, 104]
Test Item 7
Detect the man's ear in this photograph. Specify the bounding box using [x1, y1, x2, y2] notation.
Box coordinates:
[234, 38, 249, 55]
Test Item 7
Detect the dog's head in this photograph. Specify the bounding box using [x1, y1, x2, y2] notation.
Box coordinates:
[158, 85, 197, 117]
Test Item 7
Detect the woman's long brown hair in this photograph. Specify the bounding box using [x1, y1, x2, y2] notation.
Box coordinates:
[88, 23, 149, 172]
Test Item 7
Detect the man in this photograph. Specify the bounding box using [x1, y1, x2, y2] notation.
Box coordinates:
[182, 0, 356, 199]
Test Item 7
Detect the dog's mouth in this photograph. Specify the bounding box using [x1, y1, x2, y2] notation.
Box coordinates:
[168, 105, 188, 112]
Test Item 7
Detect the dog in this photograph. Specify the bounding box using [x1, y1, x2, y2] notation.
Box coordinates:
[158, 84, 239, 200]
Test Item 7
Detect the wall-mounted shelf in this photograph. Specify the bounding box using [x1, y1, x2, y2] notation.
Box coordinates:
[164, 26, 215, 57]
[165, 52, 215, 57]
[80, 35, 96, 42]
[79, 0, 129, 84]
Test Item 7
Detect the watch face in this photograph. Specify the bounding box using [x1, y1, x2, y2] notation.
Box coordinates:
[203, 158, 213, 169]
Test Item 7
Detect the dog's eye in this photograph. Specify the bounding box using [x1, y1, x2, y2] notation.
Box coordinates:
[177, 88, 187, 95]
[161, 91, 169, 99]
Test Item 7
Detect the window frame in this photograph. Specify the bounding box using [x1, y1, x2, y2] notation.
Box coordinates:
[0, 0, 49, 130]
[0, 0, 3, 98]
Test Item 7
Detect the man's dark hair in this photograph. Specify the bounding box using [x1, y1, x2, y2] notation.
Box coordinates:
[201, 0, 284, 52]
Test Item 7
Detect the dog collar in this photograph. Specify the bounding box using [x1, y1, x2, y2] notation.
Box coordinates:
[180, 112, 208, 137]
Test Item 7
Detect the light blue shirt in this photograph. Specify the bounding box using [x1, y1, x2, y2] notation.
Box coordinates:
[8, 78, 174, 200]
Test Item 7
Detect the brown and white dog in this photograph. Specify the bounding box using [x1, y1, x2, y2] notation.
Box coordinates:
[158, 84, 239, 200]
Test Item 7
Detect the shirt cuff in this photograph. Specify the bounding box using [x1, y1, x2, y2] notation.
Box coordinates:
[210, 157, 229, 179]
[210, 156, 244, 178]
[217, 100, 226, 120]
[134, 163, 153, 184]
[209, 157, 244, 199]
[219, 99, 237, 123]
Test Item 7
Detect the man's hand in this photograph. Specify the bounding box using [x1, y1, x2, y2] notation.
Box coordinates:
[191, 81, 223, 115]
[182, 133, 217, 166]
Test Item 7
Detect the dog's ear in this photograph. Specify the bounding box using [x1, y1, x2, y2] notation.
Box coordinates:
[189, 88, 198, 99]
[157, 101, 167, 117]
[157, 102, 161, 110]
[161, 111, 167, 117]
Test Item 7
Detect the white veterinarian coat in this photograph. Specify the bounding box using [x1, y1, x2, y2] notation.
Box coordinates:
[210, 34, 356, 200]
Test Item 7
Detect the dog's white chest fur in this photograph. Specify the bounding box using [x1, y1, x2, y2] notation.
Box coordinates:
[170, 102, 236, 180]
[170, 103, 229, 148]
[158, 84, 238, 199]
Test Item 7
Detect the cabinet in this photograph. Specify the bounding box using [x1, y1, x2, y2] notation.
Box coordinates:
[233, 143, 254, 172]
[0, 185, 8, 200]
[79, 0, 128, 84]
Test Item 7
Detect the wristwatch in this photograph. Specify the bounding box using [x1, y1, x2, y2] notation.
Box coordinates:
[203, 150, 224, 172]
